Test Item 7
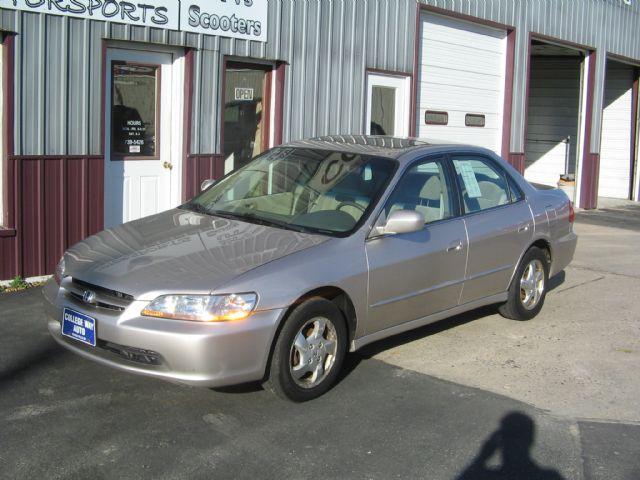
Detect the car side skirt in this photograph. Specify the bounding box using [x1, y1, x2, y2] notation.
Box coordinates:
[350, 292, 508, 352]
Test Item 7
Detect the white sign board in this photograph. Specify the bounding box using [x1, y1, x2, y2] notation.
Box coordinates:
[0, 0, 180, 30]
[234, 87, 254, 101]
[180, 0, 268, 42]
[0, 0, 269, 42]
[456, 162, 483, 198]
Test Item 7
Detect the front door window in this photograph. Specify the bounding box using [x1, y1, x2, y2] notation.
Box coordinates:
[111, 63, 160, 159]
[223, 62, 272, 172]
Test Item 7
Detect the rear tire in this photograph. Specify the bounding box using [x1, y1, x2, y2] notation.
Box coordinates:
[264, 298, 347, 402]
[499, 247, 549, 321]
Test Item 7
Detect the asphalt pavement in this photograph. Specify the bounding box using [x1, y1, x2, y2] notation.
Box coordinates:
[2, 202, 640, 479]
[1, 286, 639, 480]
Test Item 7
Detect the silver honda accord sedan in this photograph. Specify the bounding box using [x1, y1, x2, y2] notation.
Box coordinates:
[43, 136, 577, 401]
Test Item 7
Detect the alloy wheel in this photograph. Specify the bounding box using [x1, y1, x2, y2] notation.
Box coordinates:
[520, 259, 545, 310]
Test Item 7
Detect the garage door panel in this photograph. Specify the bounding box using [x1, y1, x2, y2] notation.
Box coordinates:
[422, 15, 505, 43]
[417, 13, 506, 151]
[422, 44, 505, 73]
[525, 56, 583, 187]
[420, 83, 502, 109]
[420, 67, 505, 93]
[527, 119, 579, 131]
[598, 62, 634, 199]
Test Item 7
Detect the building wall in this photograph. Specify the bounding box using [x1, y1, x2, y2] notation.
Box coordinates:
[418, 0, 640, 156]
[1, 0, 640, 279]
[0, 0, 416, 157]
[2, 1, 639, 157]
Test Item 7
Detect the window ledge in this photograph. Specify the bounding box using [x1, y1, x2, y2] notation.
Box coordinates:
[0, 228, 17, 238]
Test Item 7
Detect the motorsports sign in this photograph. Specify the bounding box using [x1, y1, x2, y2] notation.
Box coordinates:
[0, 0, 267, 42]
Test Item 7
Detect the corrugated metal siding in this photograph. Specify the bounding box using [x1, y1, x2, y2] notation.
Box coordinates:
[4, 0, 638, 156]
[419, 0, 640, 153]
[0, 0, 415, 156]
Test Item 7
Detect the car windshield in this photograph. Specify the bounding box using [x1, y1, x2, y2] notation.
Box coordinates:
[181, 147, 396, 236]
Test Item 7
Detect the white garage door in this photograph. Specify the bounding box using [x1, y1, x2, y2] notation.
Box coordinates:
[416, 13, 507, 152]
[598, 62, 635, 199]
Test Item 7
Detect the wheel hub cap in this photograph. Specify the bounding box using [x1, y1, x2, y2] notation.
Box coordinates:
[290, 316, 338, 389]
[520, 259, 545, 310]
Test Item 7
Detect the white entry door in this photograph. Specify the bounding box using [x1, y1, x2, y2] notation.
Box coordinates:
[365, 73, 411, 137]
[104, 48, 184, 228]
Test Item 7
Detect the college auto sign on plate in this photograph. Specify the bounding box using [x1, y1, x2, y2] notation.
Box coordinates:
[62, 307, 97, 347]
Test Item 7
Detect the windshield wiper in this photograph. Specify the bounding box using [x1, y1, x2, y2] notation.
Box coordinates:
[210, 210, 333, 236]
[180, 202, 212, 215]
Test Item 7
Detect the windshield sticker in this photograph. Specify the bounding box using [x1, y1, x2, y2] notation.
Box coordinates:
[456, 161, 482, 198]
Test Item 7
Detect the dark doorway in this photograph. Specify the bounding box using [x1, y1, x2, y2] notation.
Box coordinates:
[525, 40, 586, 202]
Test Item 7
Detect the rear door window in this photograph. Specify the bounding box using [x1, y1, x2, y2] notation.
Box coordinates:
[452, 156, 511, 214]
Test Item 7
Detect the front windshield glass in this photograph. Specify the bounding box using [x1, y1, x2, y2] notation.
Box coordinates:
[182, 147, 397, 236]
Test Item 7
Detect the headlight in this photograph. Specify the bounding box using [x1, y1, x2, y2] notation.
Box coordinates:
[54, 256, 66, 285]
[141, 293, 258, 322]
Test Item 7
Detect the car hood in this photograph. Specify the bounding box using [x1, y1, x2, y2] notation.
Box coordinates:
[63, 209, 329, 300]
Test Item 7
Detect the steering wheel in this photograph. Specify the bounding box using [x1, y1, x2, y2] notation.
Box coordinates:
[336, 201, 366, 213]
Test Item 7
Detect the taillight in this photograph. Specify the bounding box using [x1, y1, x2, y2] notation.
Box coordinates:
[568, 202, 575, 224]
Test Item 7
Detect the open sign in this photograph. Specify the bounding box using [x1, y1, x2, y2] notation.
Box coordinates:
[234, 88, 254, 101]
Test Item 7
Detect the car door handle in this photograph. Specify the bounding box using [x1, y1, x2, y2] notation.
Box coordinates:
[447, 240, 463, 252]
[517, 223, 531, 233]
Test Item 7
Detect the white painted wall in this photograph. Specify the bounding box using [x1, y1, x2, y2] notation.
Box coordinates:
[416, 13, 506, 151]
[525, 56, 582, 187]
[598, 61, 634, 199]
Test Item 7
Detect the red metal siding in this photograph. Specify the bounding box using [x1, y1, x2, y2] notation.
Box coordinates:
[508, 152, 526, 174]
[184, 154, 225, 201]
[0, 156, 104, 280]
[579, 51, 599, 210]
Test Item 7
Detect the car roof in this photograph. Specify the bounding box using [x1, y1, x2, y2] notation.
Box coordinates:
[281, 135, 488, 161]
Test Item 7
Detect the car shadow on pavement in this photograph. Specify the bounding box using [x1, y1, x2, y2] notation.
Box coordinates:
[0, 343, 63, 385]
[341, 270, 565, 383]
[455, 411, 565, 480]
[338, 304, 496, 385]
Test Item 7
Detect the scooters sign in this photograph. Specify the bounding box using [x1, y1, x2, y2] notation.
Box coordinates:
[181, 0, 267, 42]
[0, 0, 268, 42]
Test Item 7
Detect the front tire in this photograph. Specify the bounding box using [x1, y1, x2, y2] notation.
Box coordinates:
[264, 298, 347, 402]
[499, 247, 549, 321]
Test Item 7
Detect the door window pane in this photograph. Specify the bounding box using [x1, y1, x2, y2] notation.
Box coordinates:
[385, 159, 453, 224]
[223, 64, 268, 172]
[111, 63, 159, 158]
[452, 157, 510, 213]
[370, 86, 395, 136]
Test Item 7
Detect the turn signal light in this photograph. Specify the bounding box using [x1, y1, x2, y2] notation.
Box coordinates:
[568, 203, 575, 224]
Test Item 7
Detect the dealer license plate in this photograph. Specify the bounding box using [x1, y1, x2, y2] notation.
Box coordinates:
[62, 307, 96, 347]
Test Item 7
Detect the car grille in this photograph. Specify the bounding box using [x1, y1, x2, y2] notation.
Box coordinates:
[99, 341, 163, 366]
[67, 278, 134, 312]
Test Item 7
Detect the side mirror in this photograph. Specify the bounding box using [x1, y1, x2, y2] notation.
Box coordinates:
[371, 210, 425, 237]
[201, 179, 216, 191]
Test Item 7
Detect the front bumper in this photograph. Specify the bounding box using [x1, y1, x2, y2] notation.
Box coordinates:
[43, 279, 284, 388]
